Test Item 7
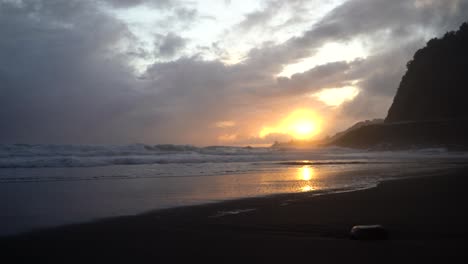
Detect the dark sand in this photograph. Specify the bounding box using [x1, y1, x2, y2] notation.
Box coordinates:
[2, 169, 468, 263]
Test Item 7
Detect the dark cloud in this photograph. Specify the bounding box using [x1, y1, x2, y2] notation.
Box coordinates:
[0, 0, 149, 143]
[238, 3, 281, 32]
[155, 33, 187, 58]
[276, 60, 361, 95]
[237, 0, 315, 33]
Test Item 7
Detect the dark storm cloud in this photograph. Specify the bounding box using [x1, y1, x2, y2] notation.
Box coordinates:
[0, 0, 151, 143]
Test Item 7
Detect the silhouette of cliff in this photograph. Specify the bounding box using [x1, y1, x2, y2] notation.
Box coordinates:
[330, 22, 468, 149]
[330, 119, 468, 149]
[386, 22, 468, 122]
[325, 119, 383, 143]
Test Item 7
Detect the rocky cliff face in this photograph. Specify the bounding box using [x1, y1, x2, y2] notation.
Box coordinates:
[386, 22, 468, 123]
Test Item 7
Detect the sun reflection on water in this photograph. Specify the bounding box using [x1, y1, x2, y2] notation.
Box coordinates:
[301, 185, 314, 192]
[298, 165, 316, 192]
[300, 166, 314, 181]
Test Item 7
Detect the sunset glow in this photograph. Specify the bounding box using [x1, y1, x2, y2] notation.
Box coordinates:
[260, 109, 322, 140]
[313, 86, 360, 106]
[278, 41, 367, 78]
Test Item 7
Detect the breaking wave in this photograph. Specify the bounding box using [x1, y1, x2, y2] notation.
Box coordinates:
[0, 144, 277, 168]
[0, 144, 463, 168]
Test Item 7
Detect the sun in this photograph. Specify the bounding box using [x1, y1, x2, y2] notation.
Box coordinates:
[293, 120, 315, 139]
[259, 109, 322, 140]
[284, 109, 321, 140]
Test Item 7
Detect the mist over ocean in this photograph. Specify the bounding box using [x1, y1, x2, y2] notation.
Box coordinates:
[1, 144, 466, 236]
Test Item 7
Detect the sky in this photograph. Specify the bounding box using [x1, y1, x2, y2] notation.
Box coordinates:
[0, 0, 467, 146]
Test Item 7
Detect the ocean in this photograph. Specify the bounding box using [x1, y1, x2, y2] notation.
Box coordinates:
[1, 144, 466, 236]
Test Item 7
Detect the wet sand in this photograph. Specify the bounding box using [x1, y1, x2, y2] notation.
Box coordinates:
[2, 168, 468, 263]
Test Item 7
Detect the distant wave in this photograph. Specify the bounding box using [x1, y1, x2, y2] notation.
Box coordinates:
[0, 144, 463, 168]
[0, 144, 275, 168]
[0, 144, 270, 158]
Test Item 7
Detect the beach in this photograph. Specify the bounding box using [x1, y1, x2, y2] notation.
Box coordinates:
[3, 2, 468, 263]
[2, 168, 467, 263]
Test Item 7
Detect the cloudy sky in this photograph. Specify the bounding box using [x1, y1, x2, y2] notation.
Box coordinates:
[1, 0, 466, 146]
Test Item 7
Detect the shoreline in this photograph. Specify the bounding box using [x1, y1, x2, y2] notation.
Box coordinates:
[1, 165, 452, 238]
[0, 163, 457, 238]
[2, 167, 468, 262]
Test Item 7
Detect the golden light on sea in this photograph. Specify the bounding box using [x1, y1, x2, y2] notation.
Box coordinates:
[299, 165, 315, 181]
[259, 109, 322, 140]
[298, 166, 315, 192]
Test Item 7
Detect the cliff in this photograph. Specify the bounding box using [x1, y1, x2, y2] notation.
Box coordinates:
[386, 22, 468, 123]
[331, 119, 468, 150]
[331, 22, 468, 149]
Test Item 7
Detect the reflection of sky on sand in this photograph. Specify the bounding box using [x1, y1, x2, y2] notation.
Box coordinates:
[185, 164, 324, 200]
